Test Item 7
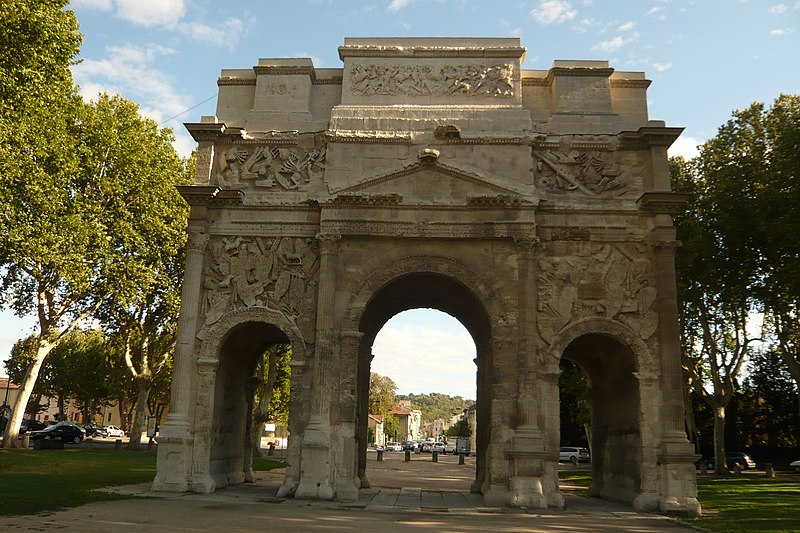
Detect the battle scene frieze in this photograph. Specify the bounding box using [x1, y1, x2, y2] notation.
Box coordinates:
[199, 236, 320, 342]
[350, 63, 515, 97]
[537, 243, 658, 343]
[213, 144, 326, 191]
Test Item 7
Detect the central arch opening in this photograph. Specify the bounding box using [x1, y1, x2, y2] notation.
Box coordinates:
[354, 272, 492, 494]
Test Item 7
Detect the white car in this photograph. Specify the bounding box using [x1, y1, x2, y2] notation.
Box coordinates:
[385, 441, 403, 452]
[105, 425, 125, 438]
[559, 446, 590, 464]
[432, 441, 446, 454]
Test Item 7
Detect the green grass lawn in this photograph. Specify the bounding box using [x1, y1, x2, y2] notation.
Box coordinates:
[557, 470, 800, 533]
[0, 448, 285, 516]
[687, 476, 800, 533]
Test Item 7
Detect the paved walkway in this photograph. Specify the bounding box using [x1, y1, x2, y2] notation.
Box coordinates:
[0, 452, 698, 532]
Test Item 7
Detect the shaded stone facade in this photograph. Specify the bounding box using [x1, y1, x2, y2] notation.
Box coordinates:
[153, 38, 700, 515]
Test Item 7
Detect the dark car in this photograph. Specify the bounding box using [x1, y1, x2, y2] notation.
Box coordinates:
[706, 452, 756, 470]
[29, 423, 86, 444]
[20, 418, 46, 433]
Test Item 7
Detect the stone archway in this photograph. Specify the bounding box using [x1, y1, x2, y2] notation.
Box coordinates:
[154, 37, 701, 515]
[341, 254, 504, 495]
[187, 307, 308, 494]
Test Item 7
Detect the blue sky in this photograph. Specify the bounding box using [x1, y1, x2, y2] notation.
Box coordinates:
[1, 0, 798, 397]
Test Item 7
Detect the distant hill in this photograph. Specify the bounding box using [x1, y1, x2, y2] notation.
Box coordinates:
[397, 392, 473, 424]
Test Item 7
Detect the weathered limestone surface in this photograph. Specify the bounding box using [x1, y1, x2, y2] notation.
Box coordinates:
[153, 37, 700, 516]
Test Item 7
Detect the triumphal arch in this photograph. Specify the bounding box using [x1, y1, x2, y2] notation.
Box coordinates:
[152, 38, 700, 515]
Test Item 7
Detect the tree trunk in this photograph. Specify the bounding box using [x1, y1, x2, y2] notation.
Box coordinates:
[2, 341, 52, 448]
[127, 377, 152, 451]
[712, 404, 729, 475]
[117, 393, 129, 431]
[251, 350, 278, 458]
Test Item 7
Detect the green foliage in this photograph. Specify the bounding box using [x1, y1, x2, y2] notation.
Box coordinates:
[445, 417, 471, 438]
[559, 359, 591, 446]
[396, 392, 473, 425]
[739, 350, 799, 449]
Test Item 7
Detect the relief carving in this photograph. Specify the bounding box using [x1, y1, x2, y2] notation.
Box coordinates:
[200, 236, 320, 336]
[213, 145, 326, 190]
[350, 63, 515, 97]
[537, 244, 658, 342]
[533, 149, 628, 196]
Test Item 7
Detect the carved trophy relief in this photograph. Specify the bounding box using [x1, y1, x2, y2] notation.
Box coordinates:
[212, 144, 326, 190]
[199, 236, 320, 337]
[537, 244, 658, 342]
[533, 149, 629, 196]
[350, 63, 515, 97]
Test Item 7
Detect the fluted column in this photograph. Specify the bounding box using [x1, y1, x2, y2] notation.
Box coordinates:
[652, 239, 687, 440]
[168, 227, 208, 425]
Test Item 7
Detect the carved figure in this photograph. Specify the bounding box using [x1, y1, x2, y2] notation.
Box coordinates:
[212, 144, 326, 190]
[534, 149, 627, 196]
[350, 63, 515, 97]
[200, 237, 320, 330]
[537, 244, 658, 342]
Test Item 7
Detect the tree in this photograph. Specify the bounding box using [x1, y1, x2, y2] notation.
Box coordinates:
[739, 350, 799, 449]
[559, 359, 591, 449]
[0, 0, 87, 446]
[672, 141, 761, 474]
[81, 93, 191, 449]
[251, 344, 292, 456]
[445, 418, 471, 438]
[369, 373, 398, 442]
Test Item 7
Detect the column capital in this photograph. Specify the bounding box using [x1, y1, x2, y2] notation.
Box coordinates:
[316, 232, 342, 254]
[186, 231, 209, 253]
[513, 236, 541, 253]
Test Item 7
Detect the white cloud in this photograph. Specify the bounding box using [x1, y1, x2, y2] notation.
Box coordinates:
[668, 135, 702, 160]
[653, 62, 672, 72]
[572, 17, 596, 33]
[72, 0, 113, 10]
[769, 28, 794, 36]
[372, 325, 477, 398]
[176, 18, 244, 48]
[592, 35, 626, 52]
[618, 21, 636, 31]
[387, 0, 412, 12]
[530, 0, 577, 25]
[769, 3, 789, 14]
[72, 43, 196, 157]
[646, 6, 663, 15]
[115, 0, 185, 27]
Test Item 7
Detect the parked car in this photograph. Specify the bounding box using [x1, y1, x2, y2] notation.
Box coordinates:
[105, 425, 125, 438]
[790, 459, 800, 473]
[385, 441, 402, 452]
[20, 419, 46, 433]
[29, 423, 86, 444]
[559, 447, 590, 464]
[81, 424, 108, 437]
[444, 441, 457, 454]
[432, 441, 446, 454]
[706, 452, 756, 470]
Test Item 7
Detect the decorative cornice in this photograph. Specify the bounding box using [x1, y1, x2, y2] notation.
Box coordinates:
[313, 76, 343, 85]
[328, 193, 403, 206]
[619, 126, 685, 149]
[637, 192, 691, 215]
[184, 122, 227, 143]
[550, 67, 615, 78]
[522, 77, 550, 87]
[326, 130, 413, 144]
[253, 65, 315, 77]
[217, 77, 256, 86]
[177, 185, 245, 207]
[467, 194, 526, 207]
[610, 79, 652, 89]
[338, 45, 526, 60]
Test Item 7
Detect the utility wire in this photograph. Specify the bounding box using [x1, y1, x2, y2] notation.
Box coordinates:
[158, 93, 217, 126]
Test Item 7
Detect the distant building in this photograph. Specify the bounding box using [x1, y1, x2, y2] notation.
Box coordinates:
[367, 414, 384, 446]
[390, 403, 422, 441]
